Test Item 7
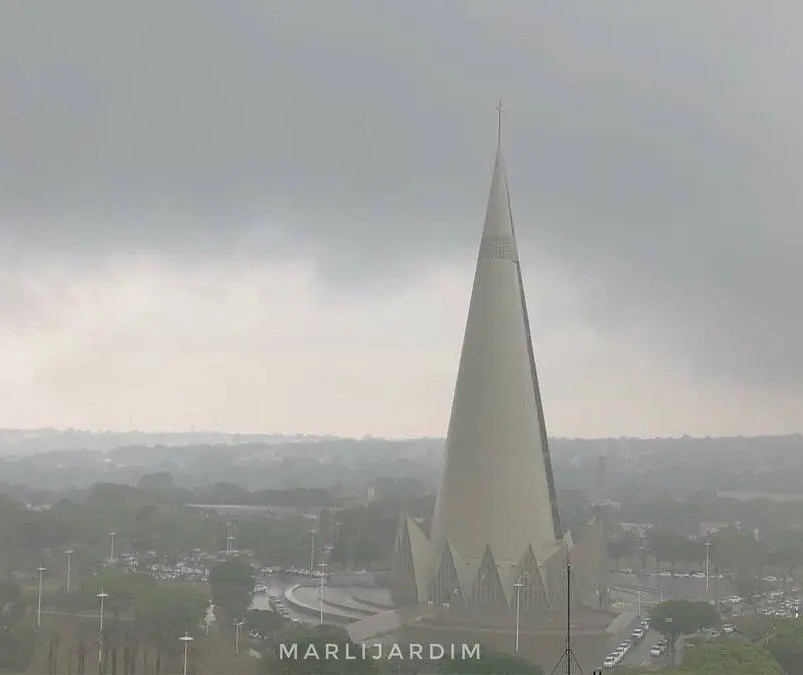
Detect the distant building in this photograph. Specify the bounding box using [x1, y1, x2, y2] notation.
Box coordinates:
[619, 522, 652, 537]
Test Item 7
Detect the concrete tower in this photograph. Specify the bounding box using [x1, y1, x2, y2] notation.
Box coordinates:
[393, 125, 602, 616]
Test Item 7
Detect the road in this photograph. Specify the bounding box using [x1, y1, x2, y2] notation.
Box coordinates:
[619, 630, 683, 671]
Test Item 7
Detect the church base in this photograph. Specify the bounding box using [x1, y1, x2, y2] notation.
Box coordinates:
[392, 607, 625, 672]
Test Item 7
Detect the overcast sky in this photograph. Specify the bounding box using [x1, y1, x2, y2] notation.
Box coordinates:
[0, 1, 800, 438]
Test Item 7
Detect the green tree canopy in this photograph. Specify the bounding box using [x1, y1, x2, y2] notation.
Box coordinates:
[650, 600, 720, 645]
[0, 580, 36, 672]
[681, 641, 782, 674]
[766, 618, 803, 674]
[209, 557, 254, 620]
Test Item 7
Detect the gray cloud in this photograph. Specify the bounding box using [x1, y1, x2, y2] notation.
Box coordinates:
[0, 1, 801, 390]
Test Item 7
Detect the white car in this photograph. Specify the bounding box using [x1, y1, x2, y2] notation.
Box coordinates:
[603, 655, 617, 668]
[631, 627, 645, 640]
[650, 645, 662, 657]
[722, 624, 735, 634]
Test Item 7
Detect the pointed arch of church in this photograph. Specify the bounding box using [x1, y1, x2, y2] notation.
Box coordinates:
[432, 543, 462, 607]
[391, 518, 419, 606]
[515, 544, 548, 614]
[470, 545, 508, 611]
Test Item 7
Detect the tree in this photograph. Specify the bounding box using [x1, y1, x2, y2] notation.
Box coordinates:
[133, 585, 207, 672]
[682, 641, 781, 674]
[650, 600, 720, 662]
[439, 647, 542, 674]
[647, 529, 696, 573]
[767, 619, 803, 674]
[246, 609, 286, 637]
[607, 535, 638, 569]
[209, 558, 254, 620]
[352, 537, 383, 569]
[0, 581, 36, 672]
[734, 576, 770, 609]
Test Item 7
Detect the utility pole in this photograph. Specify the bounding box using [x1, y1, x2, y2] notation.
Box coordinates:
[318, 561, 328, 624]
[65, 550, 74, 593]
[514, 576, 525, 653]
[36, 566, 46, 627]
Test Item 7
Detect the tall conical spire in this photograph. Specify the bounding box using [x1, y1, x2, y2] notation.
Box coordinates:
[430, 120, 562, 568]
[392, 119, 603, 617]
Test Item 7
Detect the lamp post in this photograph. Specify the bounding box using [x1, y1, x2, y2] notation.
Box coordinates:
[226, 522, 234, 559]
[318, 561, 328, 625]
[65, 549, 74, 593]
[234, 620, 245, 657]
[97, 588, 109, 673]
[180, 631, 193, 675]
[704, 537, 712, 597]
[336, 522, 342, 542]
[36, 566, 46, 627]
[109, 532, 116, 564]
[666, 616, 674, 664]
[514, 576, 525, 652]
[309, 530, 316, 574]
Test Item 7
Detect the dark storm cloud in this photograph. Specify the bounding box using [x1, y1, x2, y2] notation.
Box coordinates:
[0, 1, 801, 386]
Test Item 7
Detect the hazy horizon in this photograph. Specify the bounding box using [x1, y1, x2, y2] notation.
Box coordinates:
[2, 2, 801, 438]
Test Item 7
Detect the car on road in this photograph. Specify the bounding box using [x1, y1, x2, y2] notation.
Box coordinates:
[650, 645, 662, 657]
[631, 627, 645, 640]
[722, 624, 735, 634]
[602, 655, 617, 668]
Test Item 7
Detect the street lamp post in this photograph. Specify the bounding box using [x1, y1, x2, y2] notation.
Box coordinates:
[97, 588, 109, 673]
[336, 522, 342, 542]
[309, 530, 316, 574]
[666, 616, 674, 664]
[36, 566, 46, 627]
[704, 537, 713, 597]
[318, 561, 328, 625]
[514, 576, 525, 652]
[234, 620, 245, 657]
[109, 532, 116, 564]
[180, 631, 193, 675]
[65, 549, 74, 593]
[225, 522, 234, 559]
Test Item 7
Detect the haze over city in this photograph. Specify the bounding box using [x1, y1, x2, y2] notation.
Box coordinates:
[1, 1, 800, 438]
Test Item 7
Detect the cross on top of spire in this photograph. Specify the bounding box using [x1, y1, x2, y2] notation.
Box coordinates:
[495, 99, 504, 146]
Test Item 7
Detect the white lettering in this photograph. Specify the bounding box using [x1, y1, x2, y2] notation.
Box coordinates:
[325, 643, 339, 659]
[279, 643, 297, 660]
[388, 644, 404, 660]
[303, 644, 320, 660]
[430, 643, 445, 660]
[462, 643, 481, 660]
[409, 643, 423, 660]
